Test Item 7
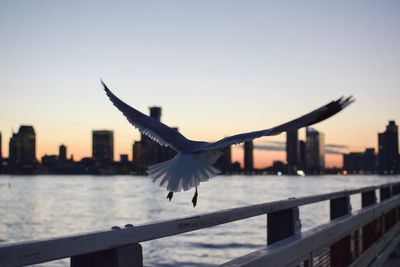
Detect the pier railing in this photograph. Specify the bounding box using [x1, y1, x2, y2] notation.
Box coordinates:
[1, 181, 400, 267]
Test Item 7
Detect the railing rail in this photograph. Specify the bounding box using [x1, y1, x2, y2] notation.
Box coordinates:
[1, 181, 400, 267]
[221, 194, 400, 266]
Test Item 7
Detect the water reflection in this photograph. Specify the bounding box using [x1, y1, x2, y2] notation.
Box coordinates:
[0, 175, 399, 266]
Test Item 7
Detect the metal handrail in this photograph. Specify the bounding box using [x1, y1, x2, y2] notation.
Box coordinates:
[221, 194, 400, 266]
[0, 181, 399, 266]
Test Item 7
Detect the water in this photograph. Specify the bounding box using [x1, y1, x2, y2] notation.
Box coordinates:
[1, 175, 399, 266]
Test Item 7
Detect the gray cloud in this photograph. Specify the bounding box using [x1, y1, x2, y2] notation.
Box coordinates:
[326, 144, 348, 149]
[253, 145, 286, 151]
[239, 140, 348, 155]
[258, 140, 285, 145]
[325, 149, 345, 155]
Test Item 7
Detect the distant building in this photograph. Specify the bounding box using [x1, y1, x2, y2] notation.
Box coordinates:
[149, 107, 161, 121]
[363, 148, 376, 174]
[286, 130, 299, 174]
[117, 154, 131, 174]
[0, 131, 2, 161]
[378, 121, 399, 174]
[59, 144, 67, 161]
[41, 154, 59, 173]
[9, 125, 37, 167]
[343, 148, 376, 174]
[133, 107, 177, 171]
[120, 154, 129, 163]
[140, 107, 163, 167]
[231, 161, 242, 173]
[298, 140, 306, 170]
[305, 128, 325, 173]
[133, 141, 143, 171]
[215, 145, 232, 173]
[343, 152, 363, 173]
[77, 157, 96, 174]
[244, 140, 254, 173]
[92, 130, 114, 165]
[272, 160, 286, 173]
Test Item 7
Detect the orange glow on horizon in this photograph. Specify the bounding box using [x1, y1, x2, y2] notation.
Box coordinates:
[232, 146, 344, 169]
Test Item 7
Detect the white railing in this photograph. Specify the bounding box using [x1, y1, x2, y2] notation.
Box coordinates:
[1, 181, 400, 267]
[221, 191, 400, 266]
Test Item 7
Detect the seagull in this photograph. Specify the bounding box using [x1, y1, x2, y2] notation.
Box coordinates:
[102, 81, 354, 206]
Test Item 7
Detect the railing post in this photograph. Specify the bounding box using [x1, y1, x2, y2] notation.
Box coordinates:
[392, 184, 400, 196]
[393, 184, 400, 221]
[267, 206, 301, 245]
[70, 243, 143, 267]
[380, 186, 392, 201]
[361, 189, 379, 253]
[330, 195, 351, 220]
[330, 195, 352, 267]
[380, 186, 393, 233]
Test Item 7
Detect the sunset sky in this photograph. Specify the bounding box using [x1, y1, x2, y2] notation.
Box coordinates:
[1, 1, 399, 168]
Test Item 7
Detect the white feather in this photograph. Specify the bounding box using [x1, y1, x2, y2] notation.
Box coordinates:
[147, 153, 221, 192]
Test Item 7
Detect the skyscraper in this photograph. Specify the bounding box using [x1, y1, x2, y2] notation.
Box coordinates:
[286, 130, 299, 174]
[120, 154, 129, 163]
[59, 144, 67, 161]
[0, 131, 2, 161]
[9, 134, 19, 163]
[378, 120, 399, 174]
[244, 140, 254, 173]
[343, 148, 376, 174]
[305, 127, 325, 173]
[133, 141, 143, 171]
[9, 126, 37, 170]
[92, 130, 114, 164]
[134, 106, 177, 170]
[298, 140, 306, 170]
[140, 106, 163, 167]
[363, 148, 376, 174]
[149, 107, 161, 122]
[343, 152, 363, 173]
[215, 145, 232, 173]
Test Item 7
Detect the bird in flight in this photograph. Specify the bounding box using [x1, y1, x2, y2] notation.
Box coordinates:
[102, 81, 354, 207]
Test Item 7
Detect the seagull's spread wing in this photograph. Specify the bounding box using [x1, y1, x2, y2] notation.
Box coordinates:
[102, 81, 197, 152]
[194, 96, 355, 152]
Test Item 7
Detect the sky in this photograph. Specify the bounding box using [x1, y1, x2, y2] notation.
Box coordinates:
[1, 1, 399, 168]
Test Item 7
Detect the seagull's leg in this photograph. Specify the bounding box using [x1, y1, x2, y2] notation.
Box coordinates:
[167, 191, 174, 201]
[192, 187, 198, 207]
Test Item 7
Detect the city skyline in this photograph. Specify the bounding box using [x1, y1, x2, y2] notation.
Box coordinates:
[1, 109, 398, 170]
[0, 119, 353, 168]
[1, 118, 397, 172]
[1, 1, 400, 168]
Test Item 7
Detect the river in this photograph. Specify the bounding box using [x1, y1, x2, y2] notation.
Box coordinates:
[1, 175, 399, 266]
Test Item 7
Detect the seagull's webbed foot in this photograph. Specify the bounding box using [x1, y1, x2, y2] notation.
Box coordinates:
[167, 191, 174, 201]
[192, 187, 198, 207]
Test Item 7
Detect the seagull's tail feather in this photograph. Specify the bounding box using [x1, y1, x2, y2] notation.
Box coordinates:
[147, 153, 221, 192]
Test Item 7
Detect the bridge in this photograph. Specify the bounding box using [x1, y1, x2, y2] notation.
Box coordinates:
[1, 181, 400, 266]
